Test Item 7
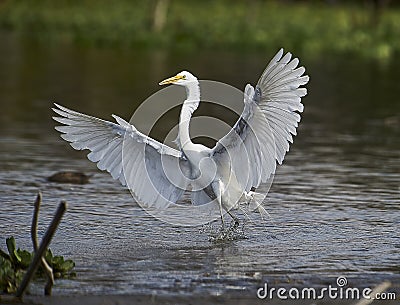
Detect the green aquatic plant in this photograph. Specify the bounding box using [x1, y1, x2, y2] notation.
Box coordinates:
[0, 237, 75, 294]
[44, 248, 76, 278]
[0, 256, 24, 294]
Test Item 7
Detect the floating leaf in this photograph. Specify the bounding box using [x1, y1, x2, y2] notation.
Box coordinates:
[6, 237, 21, 265]
[0, 256, 24, 294]
[60, 260, 75, 272]
[45, 248, 53, 264]
[5, 237, 16, 255]
[16, 249, 32, 269]
[52, 255, 64, 268]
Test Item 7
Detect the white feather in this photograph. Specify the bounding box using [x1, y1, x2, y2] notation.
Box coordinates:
[52, 103, 190, 209]
[212, 49, 309, 191]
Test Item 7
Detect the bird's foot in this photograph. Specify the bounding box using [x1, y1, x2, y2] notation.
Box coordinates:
[209, 218, 244, 243]
[231, 218, 239, 229]
[227, 210, 239, 227]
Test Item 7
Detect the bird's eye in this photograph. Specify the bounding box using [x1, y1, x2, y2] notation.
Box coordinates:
[181, 75, 186, 79]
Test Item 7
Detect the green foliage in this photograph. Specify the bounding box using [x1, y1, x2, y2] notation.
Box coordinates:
[0, 237, 76, 294]
[43, 249, 76, 277]
[0, 256, 24, 294]
[4, 237, 32, 270]
[0, 0, 399, 59]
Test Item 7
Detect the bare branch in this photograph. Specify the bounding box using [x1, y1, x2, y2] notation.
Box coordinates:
[31, 192, 55, 296]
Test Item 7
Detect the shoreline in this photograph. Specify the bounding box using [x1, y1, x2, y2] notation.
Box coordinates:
[0, 1, 399, 60]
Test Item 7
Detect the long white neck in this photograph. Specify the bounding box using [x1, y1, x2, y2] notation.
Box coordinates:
[177, 81, 200, 150]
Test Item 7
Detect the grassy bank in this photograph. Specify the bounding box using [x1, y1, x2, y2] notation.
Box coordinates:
[0, 0, 399, 59]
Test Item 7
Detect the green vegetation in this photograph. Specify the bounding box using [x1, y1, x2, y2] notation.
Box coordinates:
[0, 237, 75, 294]
[0, 0, 399, 59]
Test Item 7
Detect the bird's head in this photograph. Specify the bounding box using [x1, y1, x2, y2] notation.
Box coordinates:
[159, 71, 197, 86]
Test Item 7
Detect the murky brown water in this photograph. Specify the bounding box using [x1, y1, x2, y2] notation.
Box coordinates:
[0, 32, 399, 297]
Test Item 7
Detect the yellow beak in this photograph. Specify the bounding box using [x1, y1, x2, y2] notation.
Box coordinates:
[159, 74, 184, 85]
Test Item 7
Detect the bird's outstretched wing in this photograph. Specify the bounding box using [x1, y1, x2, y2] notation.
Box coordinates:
[211, 49, 309, 191]
[53, 103, 190, 208]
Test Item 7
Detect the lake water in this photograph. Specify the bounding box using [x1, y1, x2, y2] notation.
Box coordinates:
[0, 32, 399, 298]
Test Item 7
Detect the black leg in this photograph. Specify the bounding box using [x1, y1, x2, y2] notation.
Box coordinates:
[227, 210, 239, 228]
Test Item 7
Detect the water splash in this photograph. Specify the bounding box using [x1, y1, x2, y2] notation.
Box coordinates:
[201, 220, 248, 243]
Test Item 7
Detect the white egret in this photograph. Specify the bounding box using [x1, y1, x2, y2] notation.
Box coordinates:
[53, 49, 309, 226]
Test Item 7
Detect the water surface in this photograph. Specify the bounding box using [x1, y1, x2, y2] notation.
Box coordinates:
[0, 32, 399, 297]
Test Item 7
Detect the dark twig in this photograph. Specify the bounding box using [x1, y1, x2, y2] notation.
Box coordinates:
[31, 192, 55, 296]
[15, 200, 67, 298]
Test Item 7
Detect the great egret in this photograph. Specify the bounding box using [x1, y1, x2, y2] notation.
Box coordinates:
[53, 49, 309, 226]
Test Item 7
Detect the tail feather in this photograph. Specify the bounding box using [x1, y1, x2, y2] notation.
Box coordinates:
[248, 191, 270, 220]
